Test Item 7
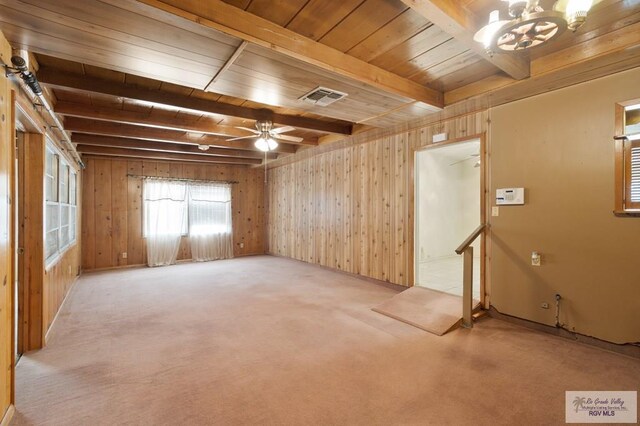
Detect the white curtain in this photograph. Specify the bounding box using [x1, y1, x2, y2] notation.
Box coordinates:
[188, 182, 233, 262]
[143, 179, 187, 267]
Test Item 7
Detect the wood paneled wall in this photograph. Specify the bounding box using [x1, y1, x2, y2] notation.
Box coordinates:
[81, 157, 266, 270]
[0, 35, 13, 422]
[17, 133, 82, 350]
[43, 244, 80, 337]
[268, 112, 488, 286]
[18, 133, 44, 351]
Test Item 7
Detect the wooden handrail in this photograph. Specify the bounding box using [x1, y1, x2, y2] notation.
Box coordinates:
[455, 223, 489, 255]
[456, 222, 489, 328]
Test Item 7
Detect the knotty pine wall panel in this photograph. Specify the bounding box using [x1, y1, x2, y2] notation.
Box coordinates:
[82, 157, 266, 271]
[43, 244, 81, 336]
[18, 133, 82, 351]
[268, 111, 488, 286]
[43, 168, 82, 339]
[0, 45, 13, 416]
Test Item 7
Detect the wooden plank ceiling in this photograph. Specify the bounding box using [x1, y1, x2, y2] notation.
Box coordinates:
[0, 0, 639, 165]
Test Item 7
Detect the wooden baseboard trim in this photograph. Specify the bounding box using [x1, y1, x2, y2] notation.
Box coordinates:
[82, 253, 267, 273]
[82, 263, 146, 273]
[44, 274, 81, 345]
[488, 306, 640, 359]
[1, 405, 15, 426]
[265, 252, 407, 292]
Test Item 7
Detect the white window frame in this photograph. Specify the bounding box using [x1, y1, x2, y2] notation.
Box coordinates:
[45, 140, 78, 267]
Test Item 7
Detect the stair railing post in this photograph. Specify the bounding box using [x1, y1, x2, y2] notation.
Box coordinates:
[462, 246, 473, 328]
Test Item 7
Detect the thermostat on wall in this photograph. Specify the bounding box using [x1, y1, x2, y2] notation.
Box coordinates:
[496, 188, 525, 205]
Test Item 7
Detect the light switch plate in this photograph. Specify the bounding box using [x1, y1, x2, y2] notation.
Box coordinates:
[492, 206, 499, 216]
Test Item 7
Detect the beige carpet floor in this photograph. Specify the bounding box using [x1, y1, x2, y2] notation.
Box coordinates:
[372, 287, 465, 335]
[11, 255, 640, 425]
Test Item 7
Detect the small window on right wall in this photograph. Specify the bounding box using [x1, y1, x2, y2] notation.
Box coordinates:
[614, 100, 640, 215]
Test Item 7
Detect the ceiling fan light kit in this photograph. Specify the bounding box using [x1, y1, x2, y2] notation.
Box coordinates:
[474, 0, 593, 55]
[254, 136, 278, 152]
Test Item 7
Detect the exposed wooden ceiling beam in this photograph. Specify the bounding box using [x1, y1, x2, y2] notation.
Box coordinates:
[205, 41, 248, 92]
[446, 21, 640, 106]
[399, 0, 530, 80]
[77, 145, 261, 165]
[37, 68, 353, 135]
[136, 0, 444, 109]
[56, 101, 248, 139]
[63, 117, 297, 154]
[54, 101, 318, 146]
[71, 134, 278, 160]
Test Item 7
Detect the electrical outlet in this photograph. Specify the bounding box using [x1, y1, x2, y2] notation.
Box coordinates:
[122, 252, 128, 259]
[531, 251, 541, 266]
[239, 242, 244, 249]
[492, 206, 499, 216]
[541, 302, 549, 309]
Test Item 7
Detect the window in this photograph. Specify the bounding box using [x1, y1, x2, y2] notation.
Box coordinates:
[614, 100, 640, 214]
[143, 180, 189, 238]
[69, 173, 77, 242]
[45, 141, 78, 263]
[188, 183, 232, 236]
[143, 178, 233, 265]
[142, 179, 232, 237]
[45, 147, 59, 260]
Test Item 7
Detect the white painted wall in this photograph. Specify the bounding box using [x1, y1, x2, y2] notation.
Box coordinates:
[416, 140, 481, 263]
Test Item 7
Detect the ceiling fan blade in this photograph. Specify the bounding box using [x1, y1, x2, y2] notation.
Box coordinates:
[449, 157, 476, 166]
[225, 135, 257, 142]
[270, 126, 296, 134]
[235, 126, 260, 134]
[271, 134, 304, 143]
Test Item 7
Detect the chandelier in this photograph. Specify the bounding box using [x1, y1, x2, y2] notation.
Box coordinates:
[473, 0, 594, 55]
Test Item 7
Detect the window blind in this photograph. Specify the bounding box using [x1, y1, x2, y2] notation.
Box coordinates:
[630, 144, 640, 203]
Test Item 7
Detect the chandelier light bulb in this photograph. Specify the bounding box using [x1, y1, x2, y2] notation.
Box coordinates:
[474, 9, 507, 55]
[566, 0, 593, 15]
[565, 0, 593, 30]
[483, 10, 502, 48]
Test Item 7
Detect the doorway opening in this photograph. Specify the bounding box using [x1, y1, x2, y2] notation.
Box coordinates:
[415, 138, 483, 300]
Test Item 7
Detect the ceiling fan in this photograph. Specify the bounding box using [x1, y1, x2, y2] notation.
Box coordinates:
[449, 153, 481, 168]
[220, 120, 304, 152]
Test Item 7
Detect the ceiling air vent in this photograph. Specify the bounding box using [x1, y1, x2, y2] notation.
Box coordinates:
[299, 86, 348, 107]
